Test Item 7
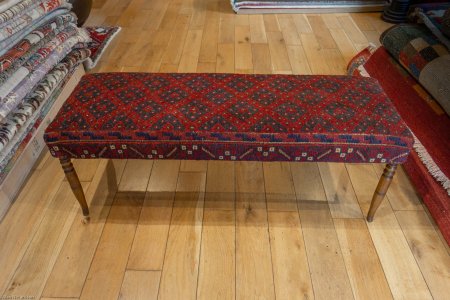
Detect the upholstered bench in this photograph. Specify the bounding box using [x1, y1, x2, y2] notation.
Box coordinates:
[44, 73, 414, 223]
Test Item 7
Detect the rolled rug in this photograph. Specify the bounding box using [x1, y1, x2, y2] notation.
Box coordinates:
[380, 24, 450, 116]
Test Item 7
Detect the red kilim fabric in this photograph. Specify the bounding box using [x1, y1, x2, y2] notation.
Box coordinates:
[44, 73, 413, 163]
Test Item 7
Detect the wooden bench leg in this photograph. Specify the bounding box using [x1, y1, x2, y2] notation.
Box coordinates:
[367, 163, 397, 222]
[59, 157, 90, 223]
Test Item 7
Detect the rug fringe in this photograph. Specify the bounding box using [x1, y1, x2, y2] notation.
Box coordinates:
[412, 133, 450, 196]
[84, 27, 122, 70]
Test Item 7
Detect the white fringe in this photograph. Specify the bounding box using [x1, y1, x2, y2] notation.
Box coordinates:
[412, 133, 450, 196]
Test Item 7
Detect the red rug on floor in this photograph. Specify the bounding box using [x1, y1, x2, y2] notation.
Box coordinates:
[349, 47, 450, 246]
[84, 26, 121, 70]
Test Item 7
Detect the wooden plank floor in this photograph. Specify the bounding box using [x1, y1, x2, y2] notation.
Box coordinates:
[1, 0, 450, 299]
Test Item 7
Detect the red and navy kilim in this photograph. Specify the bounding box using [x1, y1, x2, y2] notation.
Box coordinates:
[44, 73, 414, 164]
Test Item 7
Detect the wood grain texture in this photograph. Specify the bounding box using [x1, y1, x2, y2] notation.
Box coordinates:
[249, 15, 267, 43]
[158, 172, 205, 300]
[396, 210, 450, 300]
[318, 163, 363, 218]
[118, 160, 153, 192]
[366, 203, 433, 300]
[118, 270, 161, 300]
[263, 162, 297, 211]
[127, 160, 180, 270]
[267, 31, 291, 72]
[298, 202, 354, 300]
[235, 25, 253, 71]
[334, 218, 392, 300]
[178, 30, 204, 72]
[0, 158, 64, 294]
[197, 209, 235, 300]
[291, 162, 326, 201]
[79, 192, 144, 300]
[268, 211, 314, 300]
[236, 162, 275, 300]
[43, 161, 119, 298]
[205, 161, 235, 210]
[4, 182, 88, 298]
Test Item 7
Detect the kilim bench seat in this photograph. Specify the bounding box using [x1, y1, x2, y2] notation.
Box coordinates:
[44, 73, 414, 223]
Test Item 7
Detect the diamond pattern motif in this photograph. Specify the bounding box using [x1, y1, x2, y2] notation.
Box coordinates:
[88, 98, 116, 118]
[102, 114, 137, 130]
[275, 102, 305, 121]
[325, 102, 355, 122]
[297, 88, 325, 105]
[116, 87, 145, 104]
[227, 77, 254, 92]
[159, 87, 188, 104]
[134, 101, 163, 120]
[186, 77, 211, 92]
[312, 77, 342, 93]
[180, 100, 209, 121]
[252, 88, 279, 105]
[206, 88, 233, 104]
[228, 101, 258, 121]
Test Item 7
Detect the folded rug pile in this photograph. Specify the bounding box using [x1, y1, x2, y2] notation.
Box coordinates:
[0, 0, 91, 184]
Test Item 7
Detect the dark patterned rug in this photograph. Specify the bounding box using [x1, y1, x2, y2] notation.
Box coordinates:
[231, 0, 386, 13]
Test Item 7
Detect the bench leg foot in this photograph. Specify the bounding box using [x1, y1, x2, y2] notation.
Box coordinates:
[59, 157, 90, 222]
[367, 164, 397, 222]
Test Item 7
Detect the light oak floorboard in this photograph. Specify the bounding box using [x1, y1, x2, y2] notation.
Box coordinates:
[290, 162, 326, 201]
[197, 209, 236, 300]
[205, 161, 235, 210]
[396, 210, 450, 300]
[298, 202, 354, 300]
[127, 161, 180, 270]
[158, 172, 205, 300]
[268, 211, 314, 300]
[3, 182, 89, 298]
[318, 163, 363, 218]
[0, 158, 64, 294]
[263, 162, 297, 211]
[42, 161, 119, 298]
[79, 192, 144, 300]
[334, 218, 393, 300]
[118, 160, 153, 192]
[236, 162, 275, 300]
[118, 270, 161, 300]
[249, 15, 267, 43]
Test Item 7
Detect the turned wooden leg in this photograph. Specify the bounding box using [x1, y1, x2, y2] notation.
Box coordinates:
[367, 164, 397, 222]
[59, 157, 90, 223]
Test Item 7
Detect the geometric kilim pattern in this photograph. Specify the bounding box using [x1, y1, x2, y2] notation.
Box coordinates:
[44, 73, 414, 164]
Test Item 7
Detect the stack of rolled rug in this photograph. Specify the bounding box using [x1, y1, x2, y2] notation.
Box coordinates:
[0, 0, 91, 184]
